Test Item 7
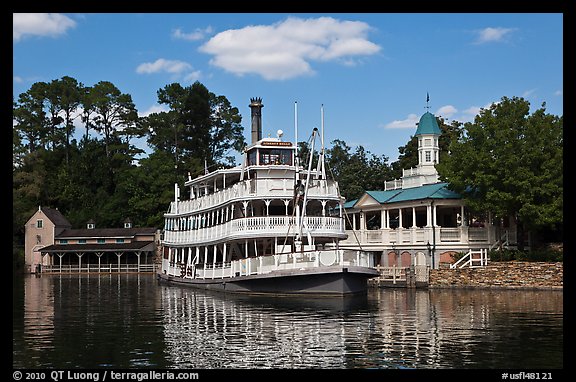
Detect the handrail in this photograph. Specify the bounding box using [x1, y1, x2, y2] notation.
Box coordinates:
[450, 249, 488, 269]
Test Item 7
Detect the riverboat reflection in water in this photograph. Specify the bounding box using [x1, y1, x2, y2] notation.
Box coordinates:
[13, 274, 562, 369]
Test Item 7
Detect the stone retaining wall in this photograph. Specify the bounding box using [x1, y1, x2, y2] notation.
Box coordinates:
[429, 261, 563, 289]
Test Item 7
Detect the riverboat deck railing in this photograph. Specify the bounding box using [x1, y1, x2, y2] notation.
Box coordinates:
[164, 215, 345, 245]
[161, 249, 372, 280]
[169, 178, 340, 215]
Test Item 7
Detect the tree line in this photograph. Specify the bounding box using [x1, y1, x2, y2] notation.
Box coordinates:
[13, 76, 562, 256]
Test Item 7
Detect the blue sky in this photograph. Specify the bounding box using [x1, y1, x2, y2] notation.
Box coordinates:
[13, 13, 563, 162]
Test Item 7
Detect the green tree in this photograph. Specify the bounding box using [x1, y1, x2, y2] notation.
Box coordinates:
[90, 81, 138, 158]
[51, 76, 83, 166]
[144, 81, 245, 179]
[325, 139, 393, 200]
[436, 96, 563, 249]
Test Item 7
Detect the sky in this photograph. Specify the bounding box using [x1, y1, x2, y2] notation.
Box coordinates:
[13, 13, 563, 163]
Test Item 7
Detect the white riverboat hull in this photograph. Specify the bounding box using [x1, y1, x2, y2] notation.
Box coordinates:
[157, 265, 379, 296]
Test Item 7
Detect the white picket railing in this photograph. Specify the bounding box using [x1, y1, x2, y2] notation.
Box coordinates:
[161, 249, 372, 280]
[163, 215, 345, 245]
[450, 248, 489, 269]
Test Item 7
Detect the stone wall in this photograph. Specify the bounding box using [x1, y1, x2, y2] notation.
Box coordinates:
[429, 261, 563, 289]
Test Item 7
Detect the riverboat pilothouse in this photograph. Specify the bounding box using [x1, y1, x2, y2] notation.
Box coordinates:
[158, 98, 378, 295]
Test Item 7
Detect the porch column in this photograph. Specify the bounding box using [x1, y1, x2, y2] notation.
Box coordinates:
[96, 252, 103, 272]
[398, 208, 403, 229]
[58, 253, 64, 273]
[384, 209, 389, 229]
[411, 207, 417, 228]
[136, 251, 141, 271]
[77, 253, 84, 272]
[460, 205, 467, 226]
[116, 252, 122, 272]
[381, 209, 386, 229]
[432, 204, 437, 227]
[426, 205, 432, 227]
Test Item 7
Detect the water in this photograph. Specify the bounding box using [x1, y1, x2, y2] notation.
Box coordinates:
[13, 273, 563, 370]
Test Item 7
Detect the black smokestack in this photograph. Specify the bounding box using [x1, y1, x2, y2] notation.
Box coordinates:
[249, 97, 263, 143]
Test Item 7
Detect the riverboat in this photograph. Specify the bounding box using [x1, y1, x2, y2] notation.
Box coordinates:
[157, 98, 378, 295]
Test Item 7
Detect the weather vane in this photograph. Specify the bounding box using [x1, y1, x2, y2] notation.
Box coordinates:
[425, 92, 431, 111]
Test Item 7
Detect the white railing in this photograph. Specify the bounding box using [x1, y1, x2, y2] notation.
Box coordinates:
[40, 263, 158, 273]
[161, 249, 372, 280]
[163, 215, 345, 245]
[490, 230, 510, 251]
[373, 265, 406, 284]
[450, 249, 489, 269]
[342, 226, 496, 247]
[169, 179, 340, 215]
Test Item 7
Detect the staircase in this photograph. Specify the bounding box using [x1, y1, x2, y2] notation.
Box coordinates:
[450, 248, 489, 269]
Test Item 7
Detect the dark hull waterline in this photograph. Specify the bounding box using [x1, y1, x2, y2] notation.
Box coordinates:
[157, 265, 379, 296]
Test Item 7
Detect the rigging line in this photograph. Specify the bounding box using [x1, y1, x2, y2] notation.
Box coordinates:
[281, 129, 317, 253]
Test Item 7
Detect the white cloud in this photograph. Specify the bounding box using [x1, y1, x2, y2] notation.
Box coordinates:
[199, 16, 381, 80]
[136, 58, 201, 82]
[522, 88, 537, 98]
[474, 27, 516, 44]
[172, 26, 213, 41]
[383, 113, 419, 129]
[554, 90, 563, 96]
[136, 58, 192, 74]
[436, 105, 457, 118]
[13, 13, 76, 42]
[462, 106, 481, 117]
[139, 104, 169, 117]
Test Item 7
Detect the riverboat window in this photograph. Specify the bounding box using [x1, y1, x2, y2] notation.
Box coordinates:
[248, 150, 257, 166]
[116, 239, 125, 243]
[36, 219, 43, 228]
[59, 239, 68, 244]
[79, 239, 86, 244]
[259, 148, 292, 165]
[97, 239, 105, 244]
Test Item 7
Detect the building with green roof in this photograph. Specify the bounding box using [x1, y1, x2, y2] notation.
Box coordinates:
[340, 106, 517, 270]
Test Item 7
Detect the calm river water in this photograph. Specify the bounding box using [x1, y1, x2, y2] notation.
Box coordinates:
[13, 273, 563, 370]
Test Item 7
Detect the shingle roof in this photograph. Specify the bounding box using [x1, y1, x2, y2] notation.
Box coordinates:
[415, 112, 441, 136]
[57, 227, 157, 239]
[39, 241, 155, 253]
[41, 207, 72, 228]
[346, 182, 461, 208]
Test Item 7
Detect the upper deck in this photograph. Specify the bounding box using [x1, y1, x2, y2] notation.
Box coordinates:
[169, 135, 340, 217]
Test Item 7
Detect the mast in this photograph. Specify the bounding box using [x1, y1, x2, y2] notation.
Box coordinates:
[294, 101, 299, 170]
[319, 104, 326, 179]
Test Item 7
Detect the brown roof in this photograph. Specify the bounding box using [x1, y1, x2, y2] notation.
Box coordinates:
[39, 241, 155, 253]
[41, 207, 72, 228]
[57, 227, 157, 239]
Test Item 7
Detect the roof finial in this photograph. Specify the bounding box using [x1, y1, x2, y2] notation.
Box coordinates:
[425, 92, 431, 112]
